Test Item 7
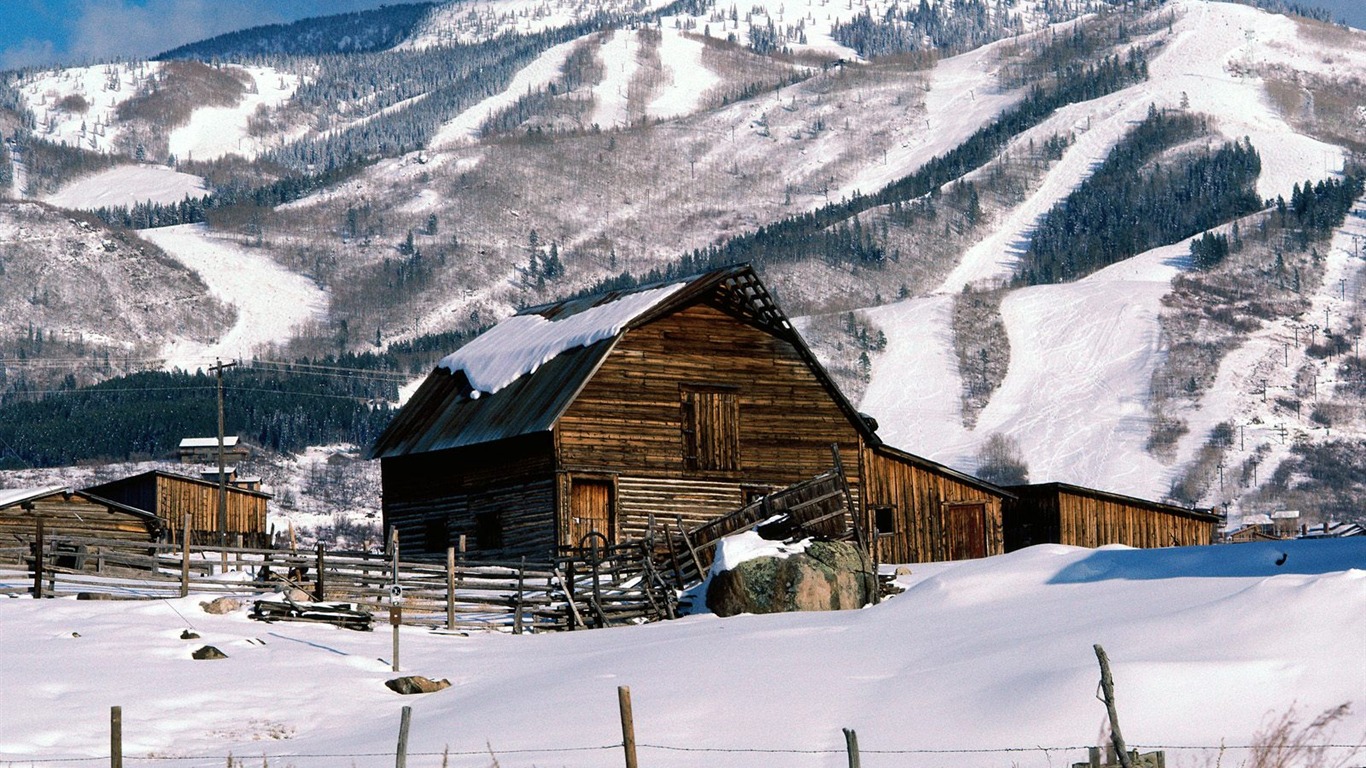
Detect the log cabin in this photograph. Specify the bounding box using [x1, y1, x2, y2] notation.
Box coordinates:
[371, 265, 1013, 563]
[84, 470, 271, 546]
[1003, 482, 1220, 550]
[0, 486, 162, 546]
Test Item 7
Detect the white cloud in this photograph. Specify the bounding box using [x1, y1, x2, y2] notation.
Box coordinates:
[1, 38, 59, 70]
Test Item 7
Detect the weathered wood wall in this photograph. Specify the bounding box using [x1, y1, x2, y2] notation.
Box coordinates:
[1005, 486, 1216, 550]
[383, 433, 558, 559]
[555, 303, 866, 543]
[861, 446, 1005, 563]
[0, 495, 159, 543]
[153, 475, 267, 538]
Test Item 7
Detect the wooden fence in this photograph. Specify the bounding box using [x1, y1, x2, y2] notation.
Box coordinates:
[0, 532, 677, 633]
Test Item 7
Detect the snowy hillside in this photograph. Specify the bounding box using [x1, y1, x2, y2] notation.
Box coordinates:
[859, 0, 1366, 518]
[2, 539, 1363, 766]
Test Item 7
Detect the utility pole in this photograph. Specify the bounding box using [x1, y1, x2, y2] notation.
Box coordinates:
[209, 359, 237, 563]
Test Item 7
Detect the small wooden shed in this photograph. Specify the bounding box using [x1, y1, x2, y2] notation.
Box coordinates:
[1003, 482, 1220, 550]
[84, 470, 270, 546]
[178, 436, 250, 464]
[371, 265, 1011, 563]
[0, 486, 162, 544]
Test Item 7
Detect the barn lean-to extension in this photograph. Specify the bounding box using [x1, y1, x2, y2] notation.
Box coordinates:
[370, 265, 1014, 564]
[1003, 482, 1220, 551]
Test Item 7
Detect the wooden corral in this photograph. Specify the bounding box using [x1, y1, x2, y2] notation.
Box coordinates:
[1003, 482, 1220, 550]
[372, 265, 1008, 564]
[0, 487, 162, 545]
[83, 470, 270, 546]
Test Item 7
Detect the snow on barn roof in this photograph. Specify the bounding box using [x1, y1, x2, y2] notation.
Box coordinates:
[0, 487, 70, 509]
[437, 281, 687, 396]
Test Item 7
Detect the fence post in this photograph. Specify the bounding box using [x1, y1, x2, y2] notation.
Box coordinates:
[33, 516, 45, 599]
[110, 706, 122, 768]
[1094, 644, 1134, 768]
[843, 727, 860, 768]
[513, 556, 526, 635]
[180, 515, 191, 598]
[395, 705, 412, 768]
[446, 546, 456, 631]
[314, 543, 326, 601]
[618, 686, 638, 768]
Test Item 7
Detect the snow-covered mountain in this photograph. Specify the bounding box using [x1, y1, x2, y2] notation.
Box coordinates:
[1, 0, 1364, 531]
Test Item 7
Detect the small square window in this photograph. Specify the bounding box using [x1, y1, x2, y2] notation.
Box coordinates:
[874, 506, 895, 535]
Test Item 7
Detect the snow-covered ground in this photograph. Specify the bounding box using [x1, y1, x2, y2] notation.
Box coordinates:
[648, 30, 720, 120]
[140, 224, 327, 370]
[13, 62, 153, 153]
[2, 539, 1363, 767]
[430, 39, 581, 147]
[43, 163, 207, 209]
[167, 65, 303, 163]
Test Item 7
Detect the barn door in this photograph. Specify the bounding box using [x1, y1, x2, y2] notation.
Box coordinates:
[568, 477, 615, 549]
[944, 502, 988, 560]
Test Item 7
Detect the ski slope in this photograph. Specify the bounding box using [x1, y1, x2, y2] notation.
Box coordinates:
[140, 224, 327, 371]
[861, 0, 1365, 500]
[2, 539, 1362, 767]
[43, 164, 207, 209]
[167, 65, 303, 162]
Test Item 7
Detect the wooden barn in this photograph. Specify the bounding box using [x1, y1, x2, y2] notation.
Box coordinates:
[0, 486, 162, 545]
[178, 435, 250, 464]
[370, 265, 1012, 563]
[84, 470, 271, 546]
[1003, 482, 1220, 551]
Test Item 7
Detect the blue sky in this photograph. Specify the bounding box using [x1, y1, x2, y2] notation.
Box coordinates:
[0, 0, 406, 70]
[0, 0, 1362, 71]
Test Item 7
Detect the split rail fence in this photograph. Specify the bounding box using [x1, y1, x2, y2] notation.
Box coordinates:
[0, 531, 678, 633]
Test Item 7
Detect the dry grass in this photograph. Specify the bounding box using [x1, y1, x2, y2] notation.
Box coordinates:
[1238, 702, 1360, 768]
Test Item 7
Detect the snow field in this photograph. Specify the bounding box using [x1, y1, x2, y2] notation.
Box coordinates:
[647, 30, 720, 119]
[167, 65, 303, 162]
[43, 163, 207, 209]
[588, 29, 640, 129]
[430, 39, 582, 147]
[140, 224, 327, 371]
[2, 539, 1363, 767]
[15, 62, 155, 154]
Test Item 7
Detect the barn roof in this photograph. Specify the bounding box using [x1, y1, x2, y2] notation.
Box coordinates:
[872, 444, 1016, 499]
[370, 264, 872, 459]
[85, 470, 273, 500]
[179, 436, 240, 449]
[1009, 482, 1221, 521]
[0, 486, 163, 531]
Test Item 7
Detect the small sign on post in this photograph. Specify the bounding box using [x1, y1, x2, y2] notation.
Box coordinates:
[389, 584, 403, 672]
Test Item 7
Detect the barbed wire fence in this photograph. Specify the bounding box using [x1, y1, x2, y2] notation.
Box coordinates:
[8, 689, 1364, 768]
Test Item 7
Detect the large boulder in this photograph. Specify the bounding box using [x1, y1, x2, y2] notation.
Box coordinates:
[385, 676, 452, 695]
[706, 540, 875, 617]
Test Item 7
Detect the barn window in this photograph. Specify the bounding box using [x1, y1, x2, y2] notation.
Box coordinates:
[874, 506, 896, 535]
[681, 385, 741, 471]
[423, 518, 447, 551]
[475, 511, 503, 549]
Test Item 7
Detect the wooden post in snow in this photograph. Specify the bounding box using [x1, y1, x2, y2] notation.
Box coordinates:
[843, 727, 861, 768]
[446, 546, 456, 630]
[314, 543, 326, 601]
[110, 706, 122, 768]
[1094, 644, 1134, 768]
[32, 516, 45, 599]
[617, 686, 639, 768]
[395, 705, 412, 768]
[180, 515, 191, 598]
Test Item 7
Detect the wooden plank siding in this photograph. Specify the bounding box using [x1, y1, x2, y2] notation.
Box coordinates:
[861, 446, 1005, 563]
[382, 433, 558, 559]
[1, 494, 160, 543]
[153, 475, 267, 538]
[555, 303, 866, 549]
[1004, 484, 1217, 550]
